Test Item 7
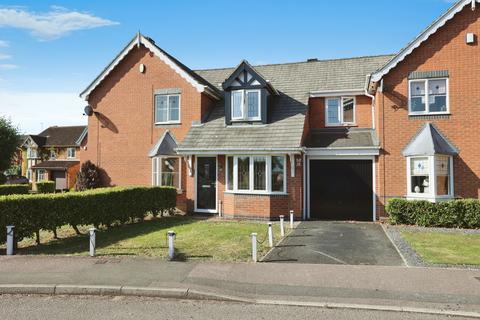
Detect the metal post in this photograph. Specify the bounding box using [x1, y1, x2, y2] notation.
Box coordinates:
[167, 231, 176, 260]
[6, 226, 14, 256]
[89, 227, 96, 257]
[268, 222, 273, 248]
[279, 215, 285, 237]
[251, 233, 257, 262]
[289, 210, 294, 229]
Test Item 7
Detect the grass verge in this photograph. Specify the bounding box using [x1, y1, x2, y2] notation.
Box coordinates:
[2, 216, 281, 262]
[401, 230, 480, 265]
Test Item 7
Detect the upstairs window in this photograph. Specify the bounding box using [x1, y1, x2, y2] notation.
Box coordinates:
[27, 147, 37, 159]
[50, 149, 57, 160]
[409, 78, 448, 114]
[155, 94, 180, 124]
[67, 147, 76, 159]
[231, 89, 261, 121]
[326, 97, 355, 126]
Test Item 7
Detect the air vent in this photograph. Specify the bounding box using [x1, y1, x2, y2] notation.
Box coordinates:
[307, 58, 318, 62]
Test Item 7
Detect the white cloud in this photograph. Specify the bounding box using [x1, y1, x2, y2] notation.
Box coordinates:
[0, 63, 18, 69]
[0, 6, 119, 41]
[0, 53, 11, 60]
[0, 40, 8, 47]
[0, 91, 86, 134]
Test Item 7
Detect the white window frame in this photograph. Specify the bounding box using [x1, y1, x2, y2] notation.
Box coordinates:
[406, 155, 454, 201]
[151, 156, 182, 190]
[325, 96, 356, 126]
[37, 169, 46, 182]
[225, 155, 287, 194]
[67, 147, 76, 159]
[231, 89, 261, 121]
[27, 147, 38, 159]
[154, 94, 181, 124]
[408, 78, 449, 115]
[50, 149, 57, 160]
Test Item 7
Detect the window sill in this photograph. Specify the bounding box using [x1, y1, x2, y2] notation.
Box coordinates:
[230, 119, 262, 123]
[224, 191, 288, 196]
[154, 122, 181, 126]
[325, 123, 357, 127]
[408, 112, 450, 117]
[406, 194, 454, 202]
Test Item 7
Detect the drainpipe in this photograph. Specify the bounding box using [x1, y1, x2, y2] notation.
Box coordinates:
[364, 74, 376, 129]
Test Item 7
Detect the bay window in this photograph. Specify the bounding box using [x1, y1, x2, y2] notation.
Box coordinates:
[409, 78, 448, 114]
[325, 97, 355, 126]
[226, 155, 286, 193]
[231, 89, 261, 121]
[407, 155, 453, 200]
[152, 157, 181, 189]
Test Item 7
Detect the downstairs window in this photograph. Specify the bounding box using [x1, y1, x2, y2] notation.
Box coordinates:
[152, 157, 181, 189]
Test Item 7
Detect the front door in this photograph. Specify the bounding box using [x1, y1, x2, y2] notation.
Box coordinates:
[196, 157, 217, 212]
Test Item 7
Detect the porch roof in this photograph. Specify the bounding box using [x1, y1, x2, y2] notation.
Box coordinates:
[402, 123, 458, 157]
[31, 160, 79, 170]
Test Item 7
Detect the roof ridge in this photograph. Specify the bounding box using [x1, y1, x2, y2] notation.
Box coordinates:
[194, 54, 396, 72]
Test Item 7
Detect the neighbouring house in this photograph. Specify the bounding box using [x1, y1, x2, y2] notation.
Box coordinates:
[22, 126, 87, 190]
[79, 0, 480, 220]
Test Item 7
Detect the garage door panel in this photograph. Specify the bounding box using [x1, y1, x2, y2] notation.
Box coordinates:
[310, 160, 373, 221]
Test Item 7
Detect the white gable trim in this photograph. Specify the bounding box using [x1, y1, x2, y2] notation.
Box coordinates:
[371, 0, 478, 82]
[80, 33, 215, 100]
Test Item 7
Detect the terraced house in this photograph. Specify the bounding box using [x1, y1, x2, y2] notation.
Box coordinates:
[80, 0, 480, 221]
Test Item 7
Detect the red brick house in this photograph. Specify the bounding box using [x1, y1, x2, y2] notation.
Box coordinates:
[80, 0, 480, 220]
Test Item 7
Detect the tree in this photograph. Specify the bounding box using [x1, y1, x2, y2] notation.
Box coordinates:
[75, 160, 101, 191]
[0, 116, 20, 174]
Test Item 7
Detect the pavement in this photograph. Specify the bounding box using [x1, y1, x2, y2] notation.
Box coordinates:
[263, 221, 404, 265]
[0, 256, 479, 317]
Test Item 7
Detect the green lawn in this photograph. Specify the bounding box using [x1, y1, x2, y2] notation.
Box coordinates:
[401, 231, 480, 265]
[5, 216, 282, 262]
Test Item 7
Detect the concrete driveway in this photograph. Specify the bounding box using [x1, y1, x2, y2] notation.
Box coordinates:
[263, 221, 404, 266]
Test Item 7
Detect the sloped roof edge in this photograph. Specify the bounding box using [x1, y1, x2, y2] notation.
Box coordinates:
[402, 123, 459, 156]
[371, 0, 478, 82]
[80, 33, 220, 100]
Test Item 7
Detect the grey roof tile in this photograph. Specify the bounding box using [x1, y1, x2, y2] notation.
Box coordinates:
[306, 128, 379, 149]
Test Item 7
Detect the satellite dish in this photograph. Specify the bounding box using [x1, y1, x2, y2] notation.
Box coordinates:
[84, 105, 94, 116]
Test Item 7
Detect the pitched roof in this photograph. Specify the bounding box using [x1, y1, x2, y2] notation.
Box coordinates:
[371, 0, 478, 82]
[402, 123, 459, 156]
[80, 33, 220, 100]
[36, 126, 87, 147]
[177, 55, 392, 152]
[149, 130, 178, 157]
[306, 128, 379, 149]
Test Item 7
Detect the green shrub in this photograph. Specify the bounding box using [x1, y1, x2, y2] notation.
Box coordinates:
[386, 198, 480, 229]
[0, 173, 6, 185]
[36, 181, 55, 193]
[0, 184, 30, 195]
[0, 186, 177, 243]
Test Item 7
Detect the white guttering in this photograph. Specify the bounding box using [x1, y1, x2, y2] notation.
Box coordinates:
[309, 89, 365, 98]
[306, 147, 380, 157]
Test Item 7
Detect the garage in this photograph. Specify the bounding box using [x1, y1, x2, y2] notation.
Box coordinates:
[309, 159, 373, 221]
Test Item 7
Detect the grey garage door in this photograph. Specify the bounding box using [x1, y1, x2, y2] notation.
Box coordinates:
[309, 160, 373, 221]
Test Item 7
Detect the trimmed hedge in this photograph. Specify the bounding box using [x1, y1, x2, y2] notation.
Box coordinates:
[0, 186, 177, 243]
[36, 181, 55, 193]
[0, 184, 30, 196]
[386, 198, 480, 229]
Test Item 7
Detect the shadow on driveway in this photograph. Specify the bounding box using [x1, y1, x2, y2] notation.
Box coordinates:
[263, 221, 404, 266]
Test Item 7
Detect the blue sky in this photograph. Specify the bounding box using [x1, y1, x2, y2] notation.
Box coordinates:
[0, 0, 455, 133]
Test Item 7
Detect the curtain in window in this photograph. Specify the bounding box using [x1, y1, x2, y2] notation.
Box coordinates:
[247, 91, 259, 119]
[232, 91, 243, 119]
[155, 95, 168, 122]
[410, 157, 429, 194]
[271, 156, 285, 192]
[253, 156, 266, 190]
[435, 156, 450, 195]
[237, 156, 250, 190]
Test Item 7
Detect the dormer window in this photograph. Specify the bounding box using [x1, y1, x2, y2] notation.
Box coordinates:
[231, 89, 261, 121]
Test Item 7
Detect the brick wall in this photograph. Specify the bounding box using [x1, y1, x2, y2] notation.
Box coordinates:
[308, 95, 373, 129]
[376, 6, 480, 216]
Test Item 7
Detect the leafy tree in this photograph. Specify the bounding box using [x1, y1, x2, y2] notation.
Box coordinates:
[0, 117, 19, 174]
[75, 160, 101, 191]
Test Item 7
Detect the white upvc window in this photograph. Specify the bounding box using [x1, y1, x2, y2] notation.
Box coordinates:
[50, 149, 57, 160]
[152, 157, 181, 190]
[225, 155, 286, 194]
[325, 97, 355, 126]
[406, 155, 454, 201]
[155, 94, 181, 124]
[27, 147, 38, 159]
[67, 147, 76, 159]
[408, 78, 449, 115]
[231, 89, 261, 121]
[37, 169, 47, 182]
